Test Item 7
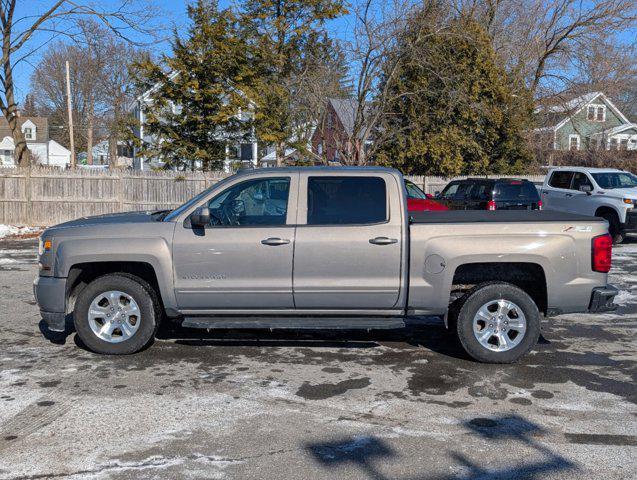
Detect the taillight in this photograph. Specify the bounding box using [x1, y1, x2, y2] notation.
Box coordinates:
[487, 200, 496, 211]
[592, 233, 612, 273]
[537, 200, 542, 210]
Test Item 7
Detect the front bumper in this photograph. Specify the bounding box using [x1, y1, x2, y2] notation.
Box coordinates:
[622, 210, 637, 232]
[588, 285, 619, 313]
[33, 276, 67, 332]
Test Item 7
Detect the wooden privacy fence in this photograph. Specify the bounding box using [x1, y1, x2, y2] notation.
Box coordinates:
[0, 167, 546, 226]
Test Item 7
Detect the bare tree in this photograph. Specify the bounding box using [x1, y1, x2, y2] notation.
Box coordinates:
[335, 0, 446, 165]
[1, 0, 159, 166]
[451, 0, 637, 97]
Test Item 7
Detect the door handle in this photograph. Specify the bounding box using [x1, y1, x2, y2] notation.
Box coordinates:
[261, 237, 290, 246]
[369, 237, 398, 245]
[565, 193, 573, 197]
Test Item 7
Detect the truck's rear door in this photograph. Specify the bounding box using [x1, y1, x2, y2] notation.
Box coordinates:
[292, 172, 403, 309]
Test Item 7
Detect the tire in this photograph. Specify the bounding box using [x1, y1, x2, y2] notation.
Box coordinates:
[455, 282, 540, 364]
[73, 273, 160, 355]
[600, 211, 624, 244]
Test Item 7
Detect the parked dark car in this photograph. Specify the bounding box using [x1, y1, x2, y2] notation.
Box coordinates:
[436, 178, 542, 211]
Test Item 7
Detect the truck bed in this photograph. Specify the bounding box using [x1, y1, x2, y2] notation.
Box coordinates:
[410, 210, 606, 224]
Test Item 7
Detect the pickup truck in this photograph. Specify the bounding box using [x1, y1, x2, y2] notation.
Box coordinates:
[34, 167, 618, 363]
[541, 167, 637, 243]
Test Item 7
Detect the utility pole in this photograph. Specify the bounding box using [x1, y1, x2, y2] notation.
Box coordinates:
[65, 61, 76, 168]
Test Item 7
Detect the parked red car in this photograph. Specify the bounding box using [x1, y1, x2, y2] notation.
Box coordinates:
[405, 180, 448, 212]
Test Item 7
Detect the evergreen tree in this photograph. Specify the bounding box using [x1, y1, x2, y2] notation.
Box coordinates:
[133, 1, 254, 170]
[376, 15, 533, 176]
[240, 0, 347, 165]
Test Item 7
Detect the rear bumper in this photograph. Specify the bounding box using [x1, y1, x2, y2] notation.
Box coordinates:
[33, 276, 67, 332]
[588, 285, 619, 313]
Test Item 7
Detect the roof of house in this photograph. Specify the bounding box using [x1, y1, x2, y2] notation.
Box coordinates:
[535, 92, 630, 131]
[0, 116, 49, 142]
[593, 123, 637, 137]
[328, 98, 371, 139]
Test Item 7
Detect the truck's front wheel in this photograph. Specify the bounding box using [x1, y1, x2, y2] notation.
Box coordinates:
[455, 282, 540, 363]
[74, 274, 159, 355]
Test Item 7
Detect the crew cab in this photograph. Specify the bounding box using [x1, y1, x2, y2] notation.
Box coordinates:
[34, 167, 617, 363]
[542, 167, 637, 243]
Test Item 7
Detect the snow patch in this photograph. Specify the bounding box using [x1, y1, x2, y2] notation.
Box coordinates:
[0, 225, 42, 239]
[613, 289, 636, 306]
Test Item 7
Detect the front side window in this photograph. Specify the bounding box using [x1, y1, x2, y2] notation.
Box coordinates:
[207, 177, 290, 226]
[307, 176, 387, 225]
[571, 172, 593, 191]
[440, 182, 460, 199]
[549, 171, 574, 189]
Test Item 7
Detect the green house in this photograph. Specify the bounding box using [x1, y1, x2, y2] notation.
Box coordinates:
[535, 92, 637, 151]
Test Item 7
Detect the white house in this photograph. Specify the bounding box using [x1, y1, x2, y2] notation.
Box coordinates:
[0, 117, 47, 166]
[131, 71, 258, 172]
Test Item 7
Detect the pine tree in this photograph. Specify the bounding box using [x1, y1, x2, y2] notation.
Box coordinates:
[133, 1, 255, 170]
[240, 0, 347, 166]
[376, 15, 533, 176]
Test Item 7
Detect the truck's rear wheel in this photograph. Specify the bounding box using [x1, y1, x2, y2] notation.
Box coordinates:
[74, 274, 159, 355]
[455, 282, 540, 363]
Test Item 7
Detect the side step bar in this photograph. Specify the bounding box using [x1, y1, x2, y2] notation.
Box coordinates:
[181, 316, 406, 330]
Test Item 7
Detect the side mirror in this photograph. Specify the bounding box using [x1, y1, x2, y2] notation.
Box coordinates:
[579, 185, 593, 194]
[190, 206, 211, 228]
[434, 191, 441, 197]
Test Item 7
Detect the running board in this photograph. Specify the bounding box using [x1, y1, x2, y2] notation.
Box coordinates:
[181, 316, 406, 330]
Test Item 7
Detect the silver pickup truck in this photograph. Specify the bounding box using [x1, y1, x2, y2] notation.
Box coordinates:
[34, 167, 617, 363]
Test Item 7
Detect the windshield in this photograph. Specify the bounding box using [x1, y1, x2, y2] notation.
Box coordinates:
[591, 172, 637, 189]
[405, 180, 427, 199]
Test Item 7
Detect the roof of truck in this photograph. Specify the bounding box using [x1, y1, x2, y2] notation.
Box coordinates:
[547, 167, 625, 173]
[235, 166, 402, 175]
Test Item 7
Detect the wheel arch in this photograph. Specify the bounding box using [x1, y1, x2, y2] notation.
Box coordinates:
[451, 262, 548, 315]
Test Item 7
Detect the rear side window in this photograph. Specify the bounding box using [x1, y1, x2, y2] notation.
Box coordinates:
[307, 176, 387, 225]
[469, 183, 491, 200]
[494, 182, 539, 201]
[549, 171, 574, 189]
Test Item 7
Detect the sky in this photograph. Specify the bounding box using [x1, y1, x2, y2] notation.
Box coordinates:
[15, 0, 357, 104]
[14, 1, 637, 104]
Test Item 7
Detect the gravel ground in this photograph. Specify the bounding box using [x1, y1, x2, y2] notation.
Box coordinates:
[0, 238, 635, 479]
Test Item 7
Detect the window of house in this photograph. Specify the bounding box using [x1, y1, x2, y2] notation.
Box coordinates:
[24, 127, 34, 140]
[610, 138, 618, 150]
[307, 176, 387, 225]
[596, 106, 605, 121]
[620, 139, 629, 151]
[587, 106, 596, 121]
[569, 135, 580, 151]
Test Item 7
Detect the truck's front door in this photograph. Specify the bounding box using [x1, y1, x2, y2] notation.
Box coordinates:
[292, 173, 403, 310]
[172, 174, 298, 310]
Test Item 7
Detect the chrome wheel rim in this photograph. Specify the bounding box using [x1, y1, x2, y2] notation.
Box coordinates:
[473, 299, 527, 352]
[88, 290, 141, 343]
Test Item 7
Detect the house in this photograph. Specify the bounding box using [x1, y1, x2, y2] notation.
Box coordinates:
[0, 117, 47, 166]
[131, 71, 258, 171]
[535, 92, 637, 151]
[78, 140, 133, 167]
[311, 98, 370, 164]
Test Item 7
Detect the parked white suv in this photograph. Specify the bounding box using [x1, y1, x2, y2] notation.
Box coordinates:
[542, 167, 637, 243]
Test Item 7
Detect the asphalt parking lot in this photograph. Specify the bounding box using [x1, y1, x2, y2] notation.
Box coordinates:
[0, 238, 635, 479]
